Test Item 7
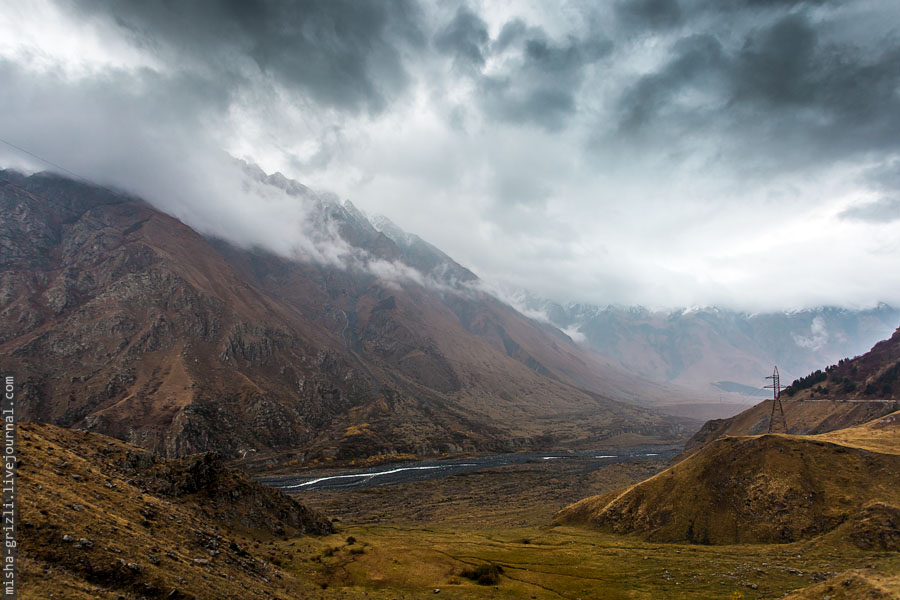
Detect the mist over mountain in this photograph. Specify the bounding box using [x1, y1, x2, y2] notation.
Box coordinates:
[4, 1, 900, 311]
[0, 169, 693, 461]
[505, 293, 900, 397]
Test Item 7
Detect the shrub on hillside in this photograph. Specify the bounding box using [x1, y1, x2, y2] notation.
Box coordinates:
[460, 563, 503, 585]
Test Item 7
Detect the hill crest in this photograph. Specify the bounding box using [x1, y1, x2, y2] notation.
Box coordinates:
[555, 418, 900, 545]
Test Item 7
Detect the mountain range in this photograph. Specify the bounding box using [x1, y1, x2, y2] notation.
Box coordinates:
[19, 322, 900, 599]
[520, 297, 899, 400]
[0, 168, 692, 462]
[5, 165, 898, 464]
[7, 165, 900, 598]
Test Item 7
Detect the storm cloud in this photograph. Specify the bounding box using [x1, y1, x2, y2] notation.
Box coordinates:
[2, 0, 900, 311]
[68, 0, 426, 114]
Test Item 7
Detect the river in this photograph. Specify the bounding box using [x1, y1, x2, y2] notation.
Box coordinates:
[259, 445, 680, 492]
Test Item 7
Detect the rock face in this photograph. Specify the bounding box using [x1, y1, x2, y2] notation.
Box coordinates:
[554, 431, 900, 544]
[0, 170, 688, 460]
[114, 449, 333, 537]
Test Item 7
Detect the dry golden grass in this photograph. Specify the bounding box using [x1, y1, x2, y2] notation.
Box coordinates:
[18, 417, 900, 599]
[556, 433, 900, 545]
[17, 423, 325, 600]
[271, 521, 900, 599]
[783, 570, 900, 599]
[814, 409, 900, 455]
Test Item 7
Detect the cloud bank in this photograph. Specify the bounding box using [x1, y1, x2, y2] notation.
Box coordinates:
[2, 0, 900, 311]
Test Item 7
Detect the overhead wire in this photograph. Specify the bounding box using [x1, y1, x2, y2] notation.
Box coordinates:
[0, 136, 90, 183]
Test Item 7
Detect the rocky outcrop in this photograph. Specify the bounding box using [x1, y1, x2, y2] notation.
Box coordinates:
[119, 450, 334, 536]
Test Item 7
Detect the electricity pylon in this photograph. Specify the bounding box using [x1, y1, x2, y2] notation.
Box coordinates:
[764, 365, 788, 433]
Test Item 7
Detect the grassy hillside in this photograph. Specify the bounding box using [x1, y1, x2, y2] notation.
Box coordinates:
[783, 570, 900, 599]
[683, 398, 899, 457]
[18, 423, 332, 599]
[17, 421, 900, 599]
[555, 417, 900, 545]
[814, 408, 900, 455]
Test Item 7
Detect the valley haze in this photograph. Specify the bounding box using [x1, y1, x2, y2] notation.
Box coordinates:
[3, 1, 900, 599]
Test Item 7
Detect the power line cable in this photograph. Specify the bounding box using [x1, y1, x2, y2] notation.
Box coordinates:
[0, 136, 89, 182]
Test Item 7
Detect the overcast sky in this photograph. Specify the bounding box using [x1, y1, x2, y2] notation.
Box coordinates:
[2, 0, 900, 312]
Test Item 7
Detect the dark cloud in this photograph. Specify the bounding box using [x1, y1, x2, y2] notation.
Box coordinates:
[427, 6, 612, 131]
[731, 13, 819, 106]
[493, 18, 530, 54]
[433, 6, 490, 73]
[612, 9, 900, 169]
[617, 34, 725, 132]
[615, 0, 683, 31]
[479, 28, 612, 131]
[729, 12, 900, 158]
[611, 0, 829, 34]
[693, 0, 831, 13]
[69, 0, 425, 115]
[4, 0, 900, 311]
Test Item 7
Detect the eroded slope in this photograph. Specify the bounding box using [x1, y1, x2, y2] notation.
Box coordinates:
[18, 423, 331, 599]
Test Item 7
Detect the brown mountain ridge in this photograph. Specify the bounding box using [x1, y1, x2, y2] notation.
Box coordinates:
[783, 325, 900, 400]
[0, 169, 691, 461]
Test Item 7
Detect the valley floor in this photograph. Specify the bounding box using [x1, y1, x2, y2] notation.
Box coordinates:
[277, 458, 900, 599]
[276, 524, 899, 599]
[18, 424, 899, 599]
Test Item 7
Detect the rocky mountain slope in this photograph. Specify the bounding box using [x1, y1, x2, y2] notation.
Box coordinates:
[18, 423, 332, 600]
[554, 410, 900, 546]
[525, 300, 900, 400]
[784, 325, 900, 400]
[0, 169, 690, 461]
